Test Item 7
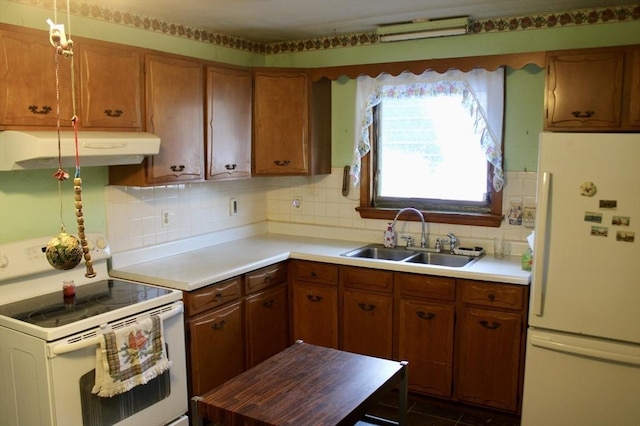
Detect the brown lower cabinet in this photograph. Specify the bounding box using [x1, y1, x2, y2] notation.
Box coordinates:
[245, 283, 288, 368]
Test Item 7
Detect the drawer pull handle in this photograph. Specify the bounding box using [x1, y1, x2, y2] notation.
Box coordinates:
[265, 274, 273, 283]
[170, 165, 185, 172]
[211, 320, 226, 330]
[306, 295, 323, 302]
[417, 311, 436, 320]
[28, 105, 52, 115]
[488, 293, 495, 302]
[104, 108, 123, 117]
[225, 163, 237, 170]
[571, 110, 595, 118]
[263, 299, 275, 308]
[274, 160, 290, 166]
[358, 303, 376, 312]
[480, 320, 500, 330]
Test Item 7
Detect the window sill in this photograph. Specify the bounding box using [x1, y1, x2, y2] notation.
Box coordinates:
[356, 206, 503, 227]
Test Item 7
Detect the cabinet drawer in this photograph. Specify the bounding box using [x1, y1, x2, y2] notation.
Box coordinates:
[461, 280, 524, 311]
[184, 277, 242, 317]
[245, 262, 288, 294]
[341, 266, 394, 293]
[396, 273, 455, 301]
[291, 260, 338, 286]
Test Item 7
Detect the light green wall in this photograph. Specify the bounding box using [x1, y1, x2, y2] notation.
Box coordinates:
[0, 0, 638, 243]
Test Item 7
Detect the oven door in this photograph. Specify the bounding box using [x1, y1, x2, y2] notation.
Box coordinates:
[49, 302, 187, 426]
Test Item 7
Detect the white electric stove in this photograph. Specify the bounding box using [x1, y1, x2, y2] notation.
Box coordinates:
[0, 234, 188, 426]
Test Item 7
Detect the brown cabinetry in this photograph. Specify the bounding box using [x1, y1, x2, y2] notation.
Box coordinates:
[455, 280, 528, 413]
[185, 277, 244, 396]
[340, 266, 393, 358]
[395, 273, 455, 397]
[290, 260, 339, 348]
[78, 42, 143, 129]
[252, 69, 331, 175]
[206, 65, 252, 180]
[0, 25, 73, 128]
[545, 45, 640, 131]
[110, 54, 204, 185]
[244, 263, 288, 368]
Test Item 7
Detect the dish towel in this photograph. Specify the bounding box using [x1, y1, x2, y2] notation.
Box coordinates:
[92, 315, 171, 397]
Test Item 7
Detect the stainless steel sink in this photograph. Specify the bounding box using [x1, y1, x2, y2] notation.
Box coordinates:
[340, 244, 482, 267]
[404, 252, 479, 267]
[340, 245, 417, 261]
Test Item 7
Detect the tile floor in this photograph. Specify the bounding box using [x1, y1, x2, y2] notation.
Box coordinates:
[364, 392, 521, 426]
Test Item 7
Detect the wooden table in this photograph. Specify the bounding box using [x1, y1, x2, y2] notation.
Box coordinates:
[191, 341, 408, 425]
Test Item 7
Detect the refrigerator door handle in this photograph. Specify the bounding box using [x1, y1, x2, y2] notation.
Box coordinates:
[532, 171, 551, 317]
[530, 335, 640, 366]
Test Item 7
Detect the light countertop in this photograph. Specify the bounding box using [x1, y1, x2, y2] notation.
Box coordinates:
[109, 233, 531, 291]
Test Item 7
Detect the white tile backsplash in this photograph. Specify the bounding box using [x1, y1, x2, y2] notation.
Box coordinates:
[105, 168, 537, 256]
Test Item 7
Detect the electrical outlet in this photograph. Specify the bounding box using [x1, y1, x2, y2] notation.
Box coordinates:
[292, 196, 302, 211]
[161, 209, 173, 228]
[229, 198, 239, 216]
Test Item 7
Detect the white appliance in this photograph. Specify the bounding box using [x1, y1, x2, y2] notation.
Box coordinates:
[0, 234, 188, 426]
[521, 132, 640, 425]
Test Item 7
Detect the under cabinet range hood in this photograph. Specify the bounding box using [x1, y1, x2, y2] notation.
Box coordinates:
[0, 130, 161, 171]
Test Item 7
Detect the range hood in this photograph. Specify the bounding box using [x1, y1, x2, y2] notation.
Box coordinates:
[0, 130, 161, 171]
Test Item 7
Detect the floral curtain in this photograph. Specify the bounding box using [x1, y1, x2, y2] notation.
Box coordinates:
[351, 68, 505, 192]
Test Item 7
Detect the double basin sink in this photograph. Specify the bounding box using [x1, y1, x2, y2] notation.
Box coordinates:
[341, 244, 482, 268]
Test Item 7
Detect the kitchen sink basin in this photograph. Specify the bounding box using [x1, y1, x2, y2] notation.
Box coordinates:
[340, 245, 417, 261]
[340, 244, 483, 267]
[404, 252, 478, 267]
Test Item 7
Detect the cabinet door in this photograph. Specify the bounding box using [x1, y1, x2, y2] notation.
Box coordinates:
[187, 301, 243, 396]
[0, 27, 73, 128]
[145, 54, 204, 183]
[291, 282, 338, 348]
[456, 307, 522, 412]
[245, 283, 288, 368]
[626, 48, 640, 127]
[398, 299, 454, 397]
[342, 289, 393, 359]
[545, 50, 624, 130]
[206, 66, 251, 180]
[253, 71, 308, 175]
[78, 43, 143, 129]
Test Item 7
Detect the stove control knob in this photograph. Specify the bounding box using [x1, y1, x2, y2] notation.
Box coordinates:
[96, 237, 107, 250]
[0, 254, 8, 269]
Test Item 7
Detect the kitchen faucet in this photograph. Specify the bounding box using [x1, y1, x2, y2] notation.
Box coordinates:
[447, 233, 458, 253]
[392, 207, 428, 249]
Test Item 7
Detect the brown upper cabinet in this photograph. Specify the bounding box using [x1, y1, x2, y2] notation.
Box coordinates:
[544, 45, 640, 131]
[252, 69, 331, 176]
[78, 42, 144, 129]
[110, 54, 205, 185]
[0, 25, 74, 128]
[206, 65, 252, 181]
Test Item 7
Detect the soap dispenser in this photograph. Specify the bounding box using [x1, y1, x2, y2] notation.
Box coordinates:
[383, 223, 397, 248]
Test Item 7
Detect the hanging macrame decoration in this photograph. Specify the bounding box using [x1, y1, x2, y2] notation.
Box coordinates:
[44, 1, 96, 277]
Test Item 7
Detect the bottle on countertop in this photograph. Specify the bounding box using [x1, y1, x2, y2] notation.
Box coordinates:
[383, 222, 397, 248]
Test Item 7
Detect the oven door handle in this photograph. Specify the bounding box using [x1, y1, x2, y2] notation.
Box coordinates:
[49, 303, 183, 357]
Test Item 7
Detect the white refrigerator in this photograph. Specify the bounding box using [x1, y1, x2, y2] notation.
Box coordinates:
[521, 132, 640, 425]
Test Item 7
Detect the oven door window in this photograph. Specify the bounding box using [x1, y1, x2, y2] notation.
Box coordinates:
[80, 368, 171, 426]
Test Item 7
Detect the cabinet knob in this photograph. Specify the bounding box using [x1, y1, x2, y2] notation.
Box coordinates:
[479, 320, 500, 330]
[170, 165, 185, 172]
[28, 105, 52, 115]
[416, 311, 436, 320]
[358, 303, 376, 312]
[211, 320, 226, 330]
[488, 293, 495, 302]
[571, 110, 595, 118]
[214, 291, 223, 300]
[104, 108, 123, 117]
[273, 160, 290, 166]
[306, 294, 322, 302]
[225, 164, 237, 170]
[262, 299, 275, 308]
[310, 271, 318, 278]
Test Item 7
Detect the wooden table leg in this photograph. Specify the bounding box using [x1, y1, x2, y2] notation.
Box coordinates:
[398, 361, 409, 426]
[191, 396, 204, 426]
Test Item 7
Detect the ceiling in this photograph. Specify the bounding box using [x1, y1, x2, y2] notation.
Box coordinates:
[79, 0, 631, 42]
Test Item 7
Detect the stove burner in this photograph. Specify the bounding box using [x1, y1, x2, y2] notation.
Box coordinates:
[28, 305, 92, 327]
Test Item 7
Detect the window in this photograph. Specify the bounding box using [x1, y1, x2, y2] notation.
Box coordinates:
[352, 69, 505, 227]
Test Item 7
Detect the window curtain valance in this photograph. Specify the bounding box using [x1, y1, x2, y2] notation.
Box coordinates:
[351, 68, 505, 192]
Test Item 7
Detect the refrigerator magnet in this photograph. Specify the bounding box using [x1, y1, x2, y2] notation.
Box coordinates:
[616, 231, 635, 242]
[599, 200, 617, 209]
[590, 226, 608, 237]
[579, 181, 597, 197]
